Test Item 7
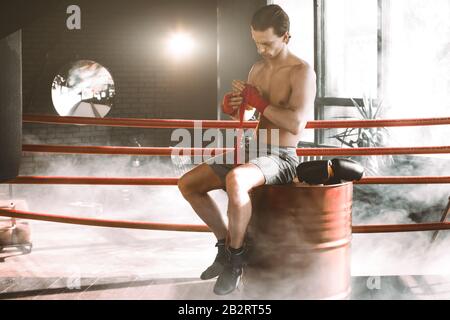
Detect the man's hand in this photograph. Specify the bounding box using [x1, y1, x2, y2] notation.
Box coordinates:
[232, 80, 247, 94]
[222, 92, 239, 115]
[242, 84, 269, 114]
[222, 91, 253, 120]
[232, 80, 269, 114]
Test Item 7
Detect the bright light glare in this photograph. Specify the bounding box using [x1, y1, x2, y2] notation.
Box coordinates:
[167, 32, 195, 60]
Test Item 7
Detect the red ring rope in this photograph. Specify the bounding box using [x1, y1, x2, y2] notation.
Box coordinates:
[0, 208, 449, 234]
[0, 208, 210, 232]
[5, 176, 179, 185]
[352, 222, 450, 233]
[355, 176, 450, 184]
[22, 144, 232, 156]
[4, 176, 450, 185]
[301, 146, 450, 156]
[22, 144, 450, 157]
[23, 114, 450, 129]
[12, 115, 450, 236]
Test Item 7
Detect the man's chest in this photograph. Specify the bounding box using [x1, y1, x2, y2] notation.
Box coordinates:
[253, 67, 292, 108]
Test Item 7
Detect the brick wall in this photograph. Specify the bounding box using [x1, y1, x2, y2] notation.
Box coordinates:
[20, 0, 220, 175]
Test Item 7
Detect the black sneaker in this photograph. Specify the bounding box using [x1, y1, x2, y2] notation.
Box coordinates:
[200, 239, 227, 280]
[213, 263, 242, 295]
[213, 247, 245, 295]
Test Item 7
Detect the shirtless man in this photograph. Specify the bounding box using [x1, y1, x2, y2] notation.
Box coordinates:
[178, 4, 316, 295]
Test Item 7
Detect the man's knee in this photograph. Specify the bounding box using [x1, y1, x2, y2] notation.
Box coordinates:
[178, 165, 222, 198]
[225, 169, 248, 194]
[178, 173, 196, 198]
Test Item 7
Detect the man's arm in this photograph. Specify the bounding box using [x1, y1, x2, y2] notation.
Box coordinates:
[240, 64, 260, 121]
[262, 65, 316, 135]
[228, 63, 261, 121]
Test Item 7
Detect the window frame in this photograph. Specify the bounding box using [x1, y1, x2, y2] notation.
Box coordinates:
[312, 0, 387, 147]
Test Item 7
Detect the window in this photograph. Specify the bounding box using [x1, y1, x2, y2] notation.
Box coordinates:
[315, 0, 450, 147]
[323, 0, 378, 98]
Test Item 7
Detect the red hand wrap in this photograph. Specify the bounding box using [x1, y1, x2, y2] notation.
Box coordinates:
[222, 93, 235, 115]
[222, 93, 246, 125]
[241, 84, 269, 114]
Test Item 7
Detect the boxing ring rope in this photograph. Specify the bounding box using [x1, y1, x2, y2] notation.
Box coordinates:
[1, 208, 450, 234]
[22, 144, 450, 157]
[5, 176, 450, 185]
[352, 222, 450, 234]
[7, 176, 179, 185]
[0, 208, 210, 233]
[23, 114, 450, 129]
[2, 114, 446, 235]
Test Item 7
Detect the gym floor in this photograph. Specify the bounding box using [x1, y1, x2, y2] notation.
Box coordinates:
[2, 219, 450, 300]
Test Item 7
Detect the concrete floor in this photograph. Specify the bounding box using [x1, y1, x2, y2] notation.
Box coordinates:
[2, 187, 450, 300]
[2, 274, 450, 300]
[0, 220, 241, 300]
[2, 220, 450, 300]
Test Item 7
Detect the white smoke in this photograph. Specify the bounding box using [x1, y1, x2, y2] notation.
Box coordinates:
[351, 0, 450, 288]
[3, 132, 228, 283]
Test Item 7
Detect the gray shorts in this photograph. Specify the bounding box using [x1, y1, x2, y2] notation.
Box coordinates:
[204, 143, 300, 185]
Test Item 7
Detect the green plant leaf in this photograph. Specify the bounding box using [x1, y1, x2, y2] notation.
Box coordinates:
[356, 98, 369, 119]
[373, 99, 385, 119]
[351, 98, 361, 109]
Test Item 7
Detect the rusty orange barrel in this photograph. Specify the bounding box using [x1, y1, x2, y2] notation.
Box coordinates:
[243, 182, 353, 299]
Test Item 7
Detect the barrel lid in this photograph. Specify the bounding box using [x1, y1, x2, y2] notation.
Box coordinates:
[254, 181, 353, 189]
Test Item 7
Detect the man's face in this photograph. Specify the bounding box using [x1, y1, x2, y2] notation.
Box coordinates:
[251, 27, 288, 59]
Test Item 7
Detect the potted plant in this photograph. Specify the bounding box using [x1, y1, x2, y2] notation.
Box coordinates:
[329, 96, 393, 176]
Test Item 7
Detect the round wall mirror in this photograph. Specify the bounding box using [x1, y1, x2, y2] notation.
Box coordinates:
[51, 60, 115, 117]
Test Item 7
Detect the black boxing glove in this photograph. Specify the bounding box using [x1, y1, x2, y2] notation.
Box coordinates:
[296, 160, 333, 185]
[330, 158, 365, 182]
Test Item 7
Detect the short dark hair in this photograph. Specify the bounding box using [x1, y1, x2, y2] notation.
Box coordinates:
[251, 4, 290, 37]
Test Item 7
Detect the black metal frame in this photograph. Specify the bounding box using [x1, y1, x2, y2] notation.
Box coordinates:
[313, 0, 387, 146]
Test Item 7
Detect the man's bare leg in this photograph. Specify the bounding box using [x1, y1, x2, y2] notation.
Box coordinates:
[213, 163, 265, 295]
[178, 163, 228, 240]
[225, 163, 265, 248]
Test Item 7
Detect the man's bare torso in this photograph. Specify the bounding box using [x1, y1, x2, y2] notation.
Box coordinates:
[251, 54, 310, 147]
